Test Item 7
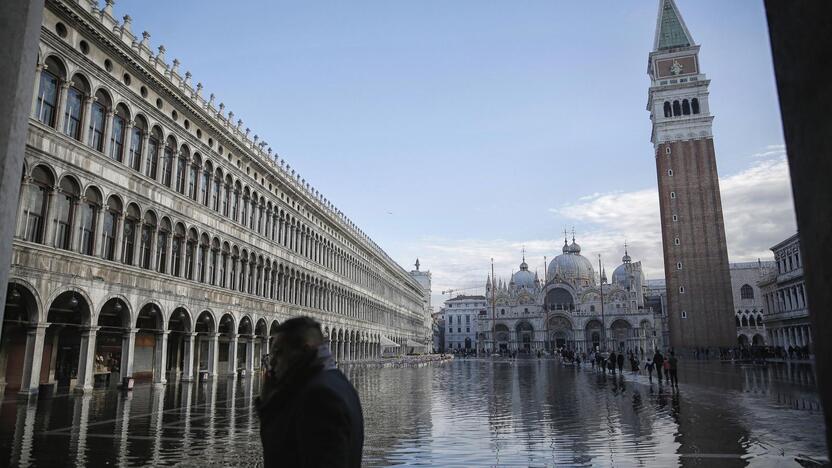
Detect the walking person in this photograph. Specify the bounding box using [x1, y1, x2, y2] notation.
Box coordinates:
[257, 316, 364, 468]
[663, 357, 671, 385]
[608, 351, 617, 375]
[668, 350, 679, 388]
[645, 357, 654, 383]
[630, 353, 639, 374]
[616, 352, 624, 375]
[653, 350, 664, 384]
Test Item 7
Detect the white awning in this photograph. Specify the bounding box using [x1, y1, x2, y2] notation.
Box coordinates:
[380, 335, 399, 347]
[406, 339, 426, 349]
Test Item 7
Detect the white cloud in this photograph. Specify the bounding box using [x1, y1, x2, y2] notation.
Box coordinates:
[397, 146, 796, 308]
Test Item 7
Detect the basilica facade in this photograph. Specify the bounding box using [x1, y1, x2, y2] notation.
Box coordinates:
[478, 237, 664, 354]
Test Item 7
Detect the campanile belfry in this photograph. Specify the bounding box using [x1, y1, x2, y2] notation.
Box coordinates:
[647, 0, 735, 348]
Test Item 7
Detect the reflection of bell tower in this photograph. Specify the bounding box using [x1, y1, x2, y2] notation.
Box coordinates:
[647, 0, 735, 348]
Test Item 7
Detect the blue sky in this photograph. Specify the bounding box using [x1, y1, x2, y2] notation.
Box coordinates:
[123, 1, 794, 304]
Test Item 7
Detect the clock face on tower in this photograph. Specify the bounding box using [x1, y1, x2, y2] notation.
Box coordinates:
[655, 55, 698, 78]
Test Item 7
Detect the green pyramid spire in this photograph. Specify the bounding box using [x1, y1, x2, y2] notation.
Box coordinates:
[655, 0, 694, 51]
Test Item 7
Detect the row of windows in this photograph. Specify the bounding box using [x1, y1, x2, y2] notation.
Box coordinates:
[736, 313, 764, 328]
[662, 98, 701, 118]
[32, 54, 420, 308]
[16, 163, 413, 328]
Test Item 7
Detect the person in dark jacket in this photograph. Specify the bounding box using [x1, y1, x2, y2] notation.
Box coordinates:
[616, 352, 625, 374]
[653, 350, 664, 384]
[257, 316, 364, 468]
[608, 351, 617, 375]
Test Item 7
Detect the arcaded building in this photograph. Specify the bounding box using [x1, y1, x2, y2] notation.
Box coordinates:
[0, 0, 430, 395]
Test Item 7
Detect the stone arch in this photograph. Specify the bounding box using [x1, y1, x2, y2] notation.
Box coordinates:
[6, 277, 43, 324]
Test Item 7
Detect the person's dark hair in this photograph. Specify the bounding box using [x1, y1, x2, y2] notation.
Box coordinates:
[260, 316, 325, 408]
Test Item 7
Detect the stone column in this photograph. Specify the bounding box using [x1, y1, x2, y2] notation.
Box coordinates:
[92, 205, 104, 257]
[18, 322, 48, 395]
[55, 82, 70, 133]
[80, 96, 94, 146]
[68, 198, 81, 252]
[164, 231, 173, 275]
[42, 190, 58, 247]
[227, 333, 238, 375]
[245, 336, 254, 376]
[138, 132, 149, 176]
[120, 328, 137, 383]
[181, 332, 196, 382]
[123, 120, 134, 167]
[337, 337, 344, 362]
[153, 330, 169, 385]
[101, 110, 114, 157]
[76, 326, 100, 393]
[206, 333, 219, 377]
[112, 213, 124, 262]
[147, 226, 157, 271]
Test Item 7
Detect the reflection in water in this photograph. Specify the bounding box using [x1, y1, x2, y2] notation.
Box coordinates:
[0, 360, 825, 467]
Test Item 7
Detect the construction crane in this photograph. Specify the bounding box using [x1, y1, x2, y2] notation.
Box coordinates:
[441, 285, 482, 299]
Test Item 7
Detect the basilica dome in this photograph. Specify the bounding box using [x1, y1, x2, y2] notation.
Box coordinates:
[547, 244, 595, 286]
[512, 260, 536, 289]
[612, 249, 645, 288]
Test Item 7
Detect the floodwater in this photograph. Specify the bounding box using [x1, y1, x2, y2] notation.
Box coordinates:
[0, 359, 826, 467]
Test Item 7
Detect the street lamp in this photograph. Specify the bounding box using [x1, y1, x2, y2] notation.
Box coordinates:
[598, 254, 607, 352]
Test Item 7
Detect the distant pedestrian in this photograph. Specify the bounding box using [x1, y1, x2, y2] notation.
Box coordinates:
[257, 316, 364, 468]
[608, 352, 617, 375]
[630, 354, 639, 373]
[663, 358, 671, 384]
[616, 352, 624, 374]
[668, 351, 679, 388]
[645, 358, 654, 383]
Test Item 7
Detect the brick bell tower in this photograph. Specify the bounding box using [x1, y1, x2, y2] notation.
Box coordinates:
[647, 0, 735, 349]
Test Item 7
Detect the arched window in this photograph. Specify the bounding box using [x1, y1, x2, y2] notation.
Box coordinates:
[64, 74, 89, 140]
[248, 253, 256, 294]
[222, 176, 232, 217]
[53, 176, 79, 250]
[672, 100, 681, 116]
[139, 211, 157, 269]
[230, 247, 239, 290]
[78, 186, 101, 255]
[162, 136, 176, 187]
[198, 234, 209, 282]
[171, 223, 185, 276]
[146, 126, 162, 179]
[249, 193, 258, 229]
[241, 189, 250, 225]
[201, 161, 212, 206]
[156, 218, 171, 273]
[220, 243, 230, 288]
[691, 98, 700, 114]
[89, 89, 111, 152]
[682, 99, 691, 115]
[110, 103, 129, 162]
[101, 195, 121, 260]
[185, 229, 197, 280]
[35, 57, 64, 127]
[122, 204, 140, 265]
[232, 183, 241, 221]
[663, 101, 671, 118]
[189, 154, 201, 200]
[175, 145, 189, 194]
[740, 284, 754, 300]
[212, 170, 222, 211]
[741, 316, 748, 327]
[19, 165, 53, 243]
[209, 238, 220, 285]
[129, 116, 146, 171]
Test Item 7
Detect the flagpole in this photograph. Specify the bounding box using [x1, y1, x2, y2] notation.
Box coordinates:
[491, 258, 496, 356]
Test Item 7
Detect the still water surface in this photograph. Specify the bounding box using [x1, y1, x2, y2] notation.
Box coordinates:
[0, 359, 825, 467]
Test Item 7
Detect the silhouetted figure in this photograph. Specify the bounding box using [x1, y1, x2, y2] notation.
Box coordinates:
[653, 350, 664, 383]
[617, 352, 624, 374]
[257, 316, 364, 468]
[608, 352, 617, 375]
[645, 357, 654, 383]
[668, 350, 679, 388]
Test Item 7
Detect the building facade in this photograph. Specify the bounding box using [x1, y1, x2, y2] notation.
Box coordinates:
[0, 0, 429, 396]
[730, 261, 775, 347]
[759, 234, 812, 351]
[647, 0, 735, 348]
[441, 295, 486, 351]
[409, 259, 433, 347]
[477, 240, 664, 355]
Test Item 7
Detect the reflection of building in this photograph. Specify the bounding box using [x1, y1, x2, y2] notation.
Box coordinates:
[645, 279, 669, 348]
[442, 295, 486, 351]
[759, 234, 812, 350]
[647, 0, 735, 348]
[730, 261, 775, 347]
[477, 238, 664, 354]
[0, 0, 428, 396]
